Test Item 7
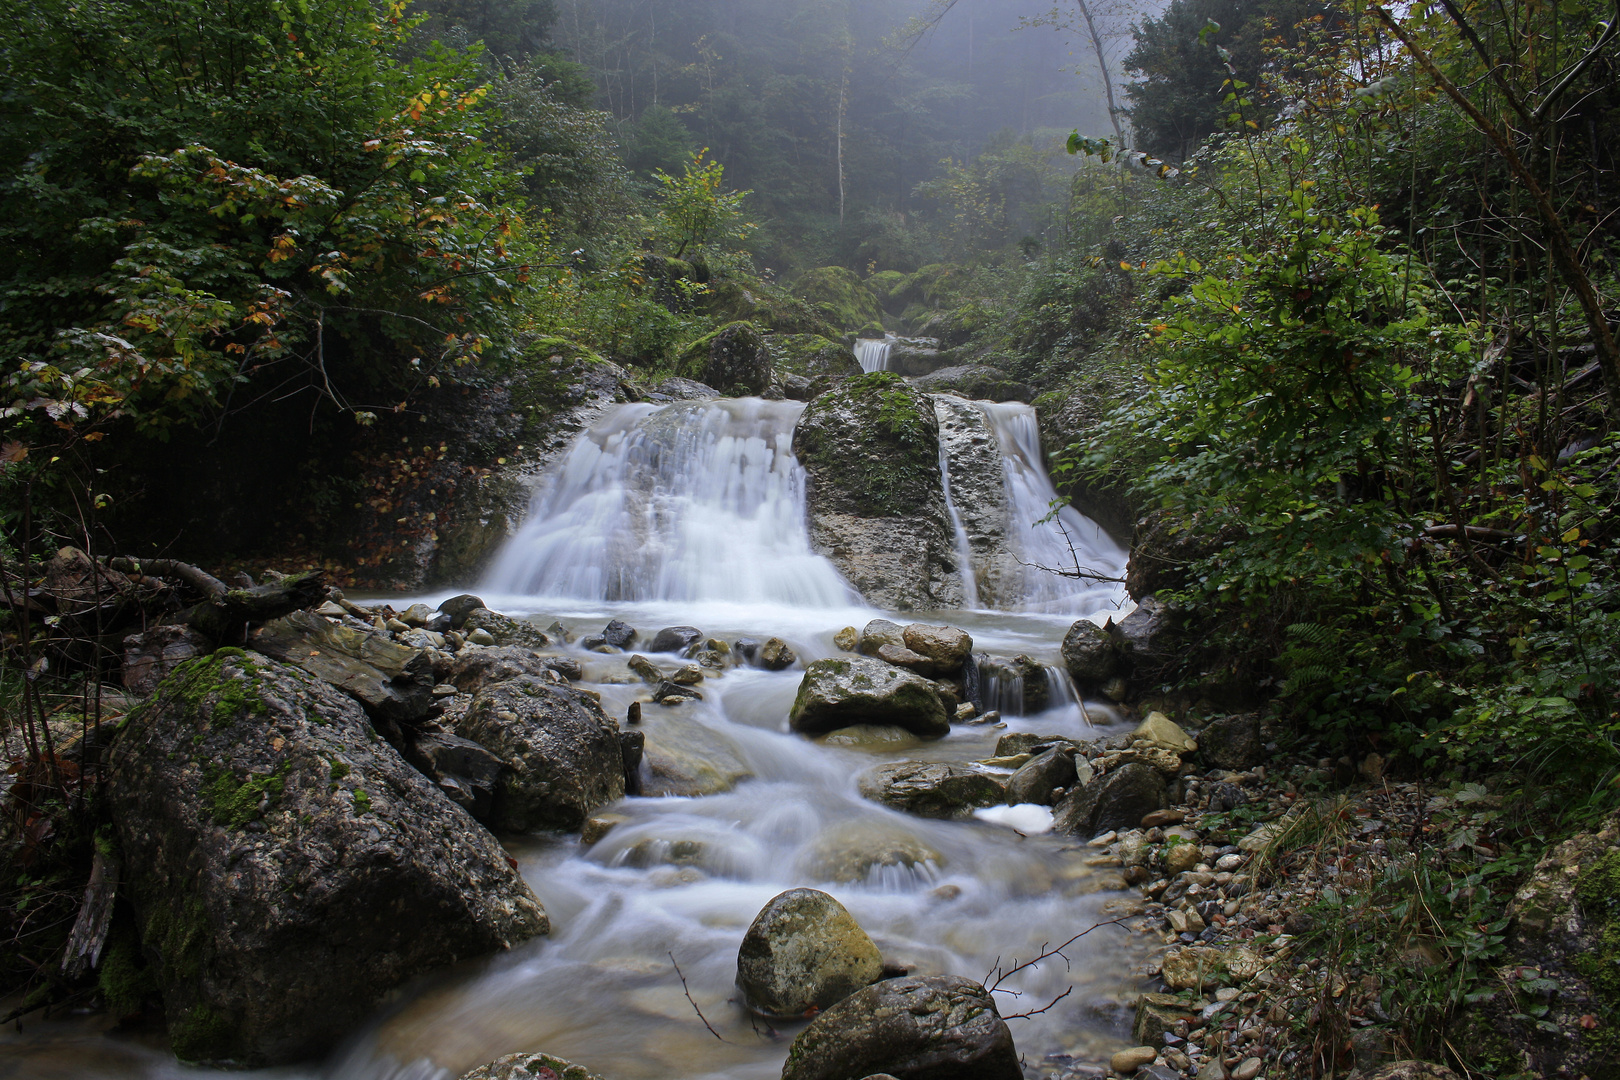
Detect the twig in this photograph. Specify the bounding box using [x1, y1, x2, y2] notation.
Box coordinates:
[983, 917, 1130, 991]
[669, 952, 729, 1043]
[1001, 985, 1073, 1020]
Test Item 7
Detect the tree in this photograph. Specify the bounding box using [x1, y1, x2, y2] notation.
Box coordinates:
[650, 151, 754, 262]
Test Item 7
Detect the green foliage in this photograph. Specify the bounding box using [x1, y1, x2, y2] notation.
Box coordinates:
[650, 151, 755, 263]
[204, 761, 292, 831]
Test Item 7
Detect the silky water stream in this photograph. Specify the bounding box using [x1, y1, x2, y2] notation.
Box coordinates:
[2, 397, 1155, 1080]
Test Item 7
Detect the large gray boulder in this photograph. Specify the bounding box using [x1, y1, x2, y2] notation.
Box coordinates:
[790, 658, 949, 738]
[780, 975, 1021, 1080]
[107, 649, 547, 1067]
[457, 676, 627, 831]
[737, 888, 884, 1018]
[1052, 762, 1167, 837]
[858, 762, 1005, 819]
[250, 610, 434, 725]
[793, 373, 963, 610]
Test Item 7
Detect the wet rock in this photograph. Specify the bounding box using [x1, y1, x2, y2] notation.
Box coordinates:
[649, 626, 703, 653]
[1133, 712, 1197, 753]
[1060, 619, 1118, 688]
[793, 374, 963, 611]
[580, 813, 628, 845]
[1110, 1047, 1159, 1075]
[1004, 749, 1078, 807]
[457, 1052, 605, 1080]
[857, 761, 1004, 819]
[886, 338, 953, 377]
[602, 619, 638, 648]
[977, 654, 1050, 715]
[931, 397, 1020, 609]
[108, 650, 546, 1066]
[737, 888, 884, 1018]
[994, 733, 1083, 758]
[639, 712, 753, 796]
[545, 655, 583, 682]
[400, 603, 436, 627]
[1206, 781, 1247, 813]
[122, 625, 211, 697]
[446, 646, 573, 693]
[694, 321, 774, 396]
[1052, 762, 1166, 837]
[819, 725, 922, 749]
[467, 628, 497, 646]
[912, 365, 1033, 403]
[649, 376, 720, 401]
[250, 610, 435, 725]
[804, 821, 944, 884]
[461, 608, 551, 651]
[1198, 713, 1263, 770]
[1115, 595, 1173, 666]
[900, 624, 972, 675]
[653, 680, 703, 705]
[758, 637, 798, 671]
[405, 730, 505, 820]
[457, 676, 627, 831]
[617, 729, 644, 794]
[628, 654, 663, 684]
[1133, 992, 1201, 1048]
[833, 626, 860, 652]
[790, 658, 949, 739]
[858, 619, 906, 655]
[670, 664, 704, 685]
[876, 642, 934, 672]
[1358, 1063, 1462, 1080]
[780, 974, 1021, 1080]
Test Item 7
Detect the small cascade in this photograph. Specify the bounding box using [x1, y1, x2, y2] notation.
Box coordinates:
[854, 336, 893, 373]
[936, 420, 980, 609]
[483, 398, 855, 607]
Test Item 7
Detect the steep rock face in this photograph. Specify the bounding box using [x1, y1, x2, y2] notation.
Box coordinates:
[932, 395, 1020, 608]
[1035, 376, 1138, 547]
[107, 650, 547, 1067]
[793, 373, 962, 610]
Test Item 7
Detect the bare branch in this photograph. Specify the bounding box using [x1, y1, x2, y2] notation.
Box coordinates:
[1002, 985, 1074, 1020]
[669, 952, 729, 1043]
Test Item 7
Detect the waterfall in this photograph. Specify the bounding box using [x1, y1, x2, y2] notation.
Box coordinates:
[854, 337, 892, 373]
[483, 398, 856, 607]
[935, 417, 980, 609]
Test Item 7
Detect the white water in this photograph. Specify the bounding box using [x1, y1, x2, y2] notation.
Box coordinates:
[853, 337, 892, 373]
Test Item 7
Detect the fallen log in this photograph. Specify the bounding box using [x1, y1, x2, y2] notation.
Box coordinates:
[182, 570, 327, 642]
[104, 557, 226, 599]
[250, 609, 435, 725]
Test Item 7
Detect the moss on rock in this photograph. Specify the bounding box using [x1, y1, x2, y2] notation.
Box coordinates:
[791, 267, 885, 333]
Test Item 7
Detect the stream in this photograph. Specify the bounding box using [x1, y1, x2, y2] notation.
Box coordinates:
[1, 395, 1154, 1080]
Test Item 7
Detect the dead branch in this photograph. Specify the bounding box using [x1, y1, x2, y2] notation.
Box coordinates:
[1001, 985, 1073, 1020]
[669, 952, 729, 1043]
[983, 917, 1130, 993]
[104, 557, 227, 598]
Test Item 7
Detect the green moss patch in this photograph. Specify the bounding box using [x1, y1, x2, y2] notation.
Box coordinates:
[1575, 848, 1620, 1055]
[204, 760, 292, 830]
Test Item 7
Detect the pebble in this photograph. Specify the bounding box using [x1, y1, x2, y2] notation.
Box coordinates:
[1108, 1046, 1159, 1074]
[1231, 1057, 1263, 1080]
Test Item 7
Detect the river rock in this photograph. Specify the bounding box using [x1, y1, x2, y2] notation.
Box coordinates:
[833, 626, 860, 651]
[912, 365, 1033, 402]
[461, 608, 551, 650]
[1134, 712, 1197, 753]
[819, 725, 922, 749]
[737, 888, 884, 1018]
[602, 619, 637, 648]
[859, 619, 906, 655]
[405, 730, 505, 820]
[447, 646, 570, 693]
[995, 732, 1083, 758]
[457, 676, 627, 831]
[649, 376, 720, 401]
[436, 594, 487, 629]
[1111, 1047, 1159, 1075]
[627, 654, 663, 683]
[804, 821, 944, 884]
[1004, 748, 1079, 806]
[793, 374, 963, 611]
[1133, 992, 1201, 1048]
[900, 623, 972, 675]
[639, 712, 754, 796]
[250, 610, 435, 725]
[107, 649, 547, 1066]
[703, 320, 774, 395]
[1198, 713, 1263, 769]
[1053, 762, 1166, 837]
[857, 761, 1004, 818]
[122, 625, 211, 696]
[789, 657, 949, 738]
[649, 625, 703, 653]
[977, 654, 1050, 715]
[780, 974, 1021, 1080]
[758, 637, 798, 671]
[1060, 619, 1118, 687]
[886, 338, 953, 377]
[458, 1053, 605, 1080]
[875, 642, 934, 672]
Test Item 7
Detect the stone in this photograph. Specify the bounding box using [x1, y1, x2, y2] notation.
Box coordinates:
[639, 712, 754, 797]
[436, 594, 487, 628]
[833, 626, 860, 652]
[461, 608, 551, 650]
[649, 376, 720, 401]
[581, 813, 628, 845]
[602, 619, 637, 648]
[1230, 1060, 1262, 1080]
[467, 628, 496, 646]
[976, 653, 1050, 715]
[819, 724, 921, 749]
[931, 396, 1021, 608]
[400, 603, 435, 627]
[758, 637, 798, 671]
[875, 642, 934, 672]
[446, 647, 571, 694]
[703, 320, 774, 395]
[1004, 749, 1078, 806]
[789, 657, 949, 738]
[793, 374, 964, 611]
[803, 820, 945, 884]
[456, 676, 627, 832]
[670, 664, 704, 685]
[900, 623, 972, 674]
[1207, 782, 1246, 813]
[649, 625, 703, 653]
[457, 1053, 605, 1080]
[653, 680, 702, 705]
[1134, 712, 1197, 753]
[1197, 714, 1263, 770]
[858, 618, 906, 655]
[250, 610, 435, 725]
[107, 650, 547, 1066]
[780, 975, 1020, 1080]
[1052, 762, 1166, 837]
[1115, 596, 1174, 664]
[122, 625, 212, 697]
[627, 654, 663, 684]
[994, 733, 1082, 758]
[1110, 1047, 1159, 1075]
[404, 730, 505, 820]
[857, 761, 1005, 819]
[1142, 809, 1185, 828]
[736, 888, 884, 1018]
[1133, 993, 1201, 1048]
[911, 365, 1033, 403]
[1060, 619, 1119, 687]
[1359, 1065, 1462, 1080]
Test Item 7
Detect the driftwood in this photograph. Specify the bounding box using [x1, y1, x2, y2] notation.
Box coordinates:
[250, 609, 434, 724]
[104, 557, 227, 598]
[60, 848, 120, 981]
[182, 571, 327, 641]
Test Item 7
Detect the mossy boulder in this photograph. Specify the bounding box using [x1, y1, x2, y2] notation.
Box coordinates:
[770, 334, 862, 380]
[107, 650, 547, 1066]
[791, 372, 962, 609]
[791, 266, 885, 333]
[736, 888, 884, 1018]
[789, 657, 949, 738]
[702, 277, 837, 336]
[675, 320, 773, 395]
[459, 1053, 606, 1080]
[912, 365, 1033, 403]
[867, 270, 910, 313]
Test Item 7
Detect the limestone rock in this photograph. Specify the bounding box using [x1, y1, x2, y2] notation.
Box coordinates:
[703, 321, 773, 395]
[405, 730, 505, 820]
[758, 637, 798, 671]
[931, 396, 1020, 608]
[1060, 619, 1118, 687]
[436, 594, 486, 629]
[780, 975, 1021, 1080]
[457, 1053, 605, 1080]
[736, 888, 884, 1018]
[461, 608, 552, 651]
[859, 619, 906, 655]
[790, 658, 949, 738]
[446, 647, 575, 694]
[833, 626, 860, 652]
[1133, 993, 1201, 1048]
[1134, 712, 1197, 753]
[1053, 762, 1166, 837]
[107, 650, 546, 1066]
[876, 642, 934, 672]
[1004, 748, 1078, 807]
[457, 676, 626, 831]
[900, 623, 972, 675]
[858, 761, 1004, 819]
[912, 365, 1033, 403]
[995, 732, 1083, 758]
[122, 625, 211, 697]
[250, 610, 434, 724]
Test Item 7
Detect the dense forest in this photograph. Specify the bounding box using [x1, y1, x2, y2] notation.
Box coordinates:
[3, 0, 1619, 1077]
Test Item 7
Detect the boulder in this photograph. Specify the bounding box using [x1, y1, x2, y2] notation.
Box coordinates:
[977, 654, 1050, 716]
[737, 888, 884, 1018]
[461, 608, 552, 651]
[859, 619, 907, 655]
[790, 658, 949, 738]
[456, 676, 627, 831]
[639, 712, 754, 797]
[770, 334, 862, 395]
[791, 266, 885, 333]
[1114, 595, 1173, 666]
[405, 730, 505, 820]
[857, 762, 1005, 819]
[122, 625, 211, 697]
[931, 397, 1022, 609]
[436, 594, 487, 629]
[886, 337, 953, 377]
[649, 626, 703, 653]
[1198, 714, 1264, 770]
[446, 646, 571, 694]
[875, 642, 934, 673]
[107, 650, 546, 1066]
[832, 626, 860, 652]
[1004, 748, 1079, 806]
[704, 321, 773, 395]
[1053, 762, 1166, 837]
[912, 365, 1033, 403]
[602, 619, 638, 648]
[1133, 712, 1197, 753]
[1060, 620, 1119, 688]
[780, 975, 1021, 1080]
[458, 1053, 605, 1080]
[250, 610, 434, 725]
[793, 373, 963, 610]
[900, 623, 972, 675]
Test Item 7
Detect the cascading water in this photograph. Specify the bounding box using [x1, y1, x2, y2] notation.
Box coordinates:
[483, 398, 855, 609]
[853, 336, 892, 373]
